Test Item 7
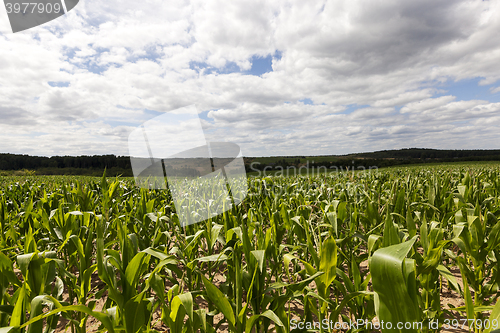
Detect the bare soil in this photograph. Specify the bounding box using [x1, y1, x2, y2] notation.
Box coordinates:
[46, 262, 474, 333]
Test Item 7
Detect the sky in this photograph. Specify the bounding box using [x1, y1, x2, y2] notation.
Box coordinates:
[1, 0, 500, 157]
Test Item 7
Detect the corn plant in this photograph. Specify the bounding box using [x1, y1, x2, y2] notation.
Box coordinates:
[1, 164, 500, 333]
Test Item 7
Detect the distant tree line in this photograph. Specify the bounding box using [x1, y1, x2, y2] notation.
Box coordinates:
[1, 148, 500, 176]
[244, 149, 500, 172]
[0, 154, 131, 170]
[0, 154, 133, 176]
[351, 148, 500, 160]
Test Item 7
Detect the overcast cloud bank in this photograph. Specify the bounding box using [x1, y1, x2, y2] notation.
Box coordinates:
[1, 0, 499, 157]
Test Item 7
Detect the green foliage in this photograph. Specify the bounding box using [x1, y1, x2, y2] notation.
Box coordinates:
[0, 164, 500, 332]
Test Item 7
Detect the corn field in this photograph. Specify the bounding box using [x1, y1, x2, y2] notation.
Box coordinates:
[1, 164, 500, 333]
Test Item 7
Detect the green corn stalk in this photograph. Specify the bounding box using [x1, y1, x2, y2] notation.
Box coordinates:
[370, 236, 420, 333]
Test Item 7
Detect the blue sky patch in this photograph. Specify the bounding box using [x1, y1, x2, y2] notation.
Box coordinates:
[434, 77, 500, 103]
[63, 46, 118, 74]
[190, 51, 281, 76]
[189, 61, 241, 75]
[129, 45, 164, 64]
[244, 51, 281, 76]
[198, 110, 215, 122]
[245, 55, 273, 76]
[341, 104, 370, 114]
[299, 98, 314, 105]
[48, 81, 70, 87]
